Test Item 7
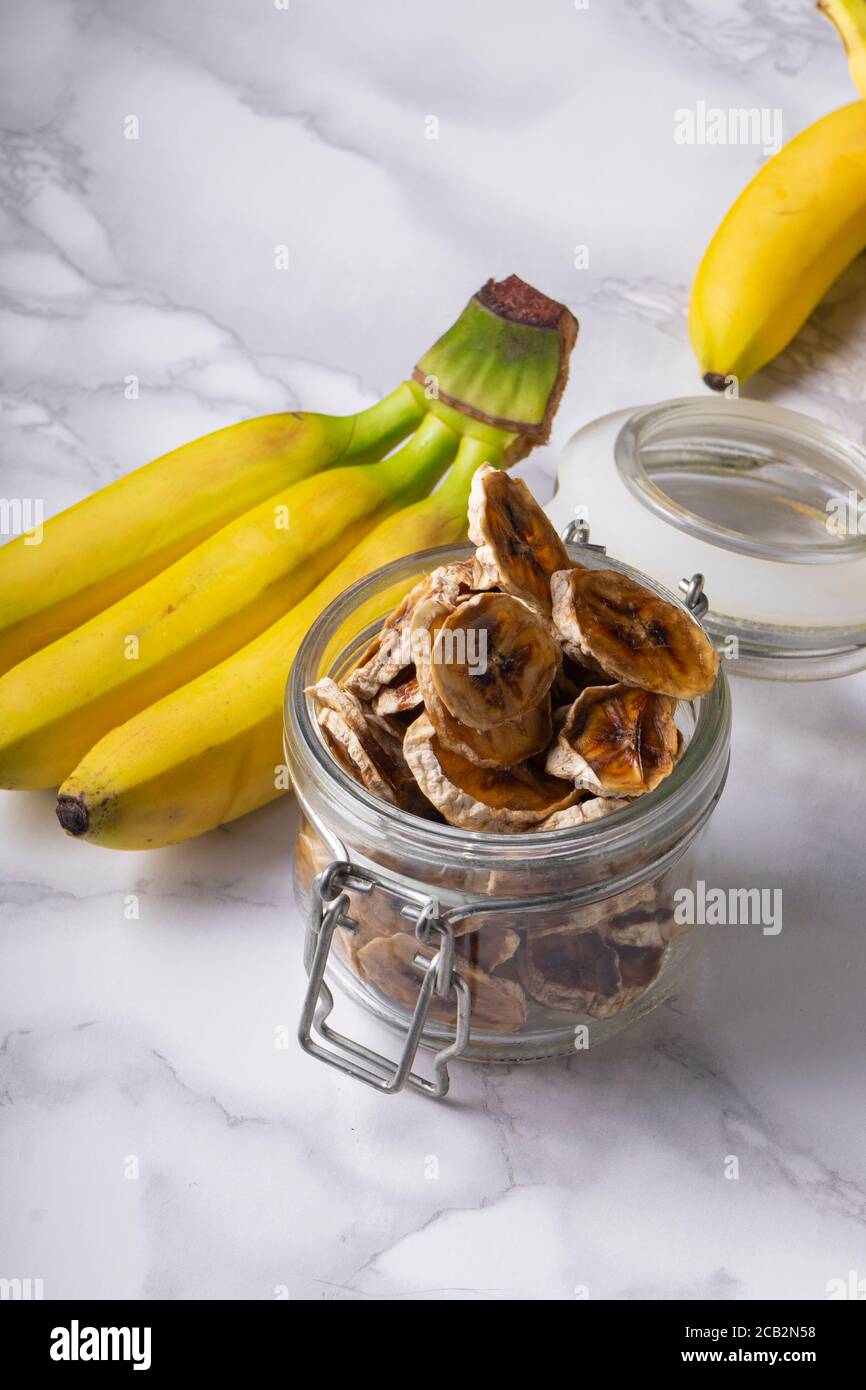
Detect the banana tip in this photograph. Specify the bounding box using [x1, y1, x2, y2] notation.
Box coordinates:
[56, 794, 89, 837]
[702, 372, 729, 393]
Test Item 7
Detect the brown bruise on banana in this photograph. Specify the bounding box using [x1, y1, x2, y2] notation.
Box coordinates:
[550, 567, 719, 700]
[403, 713, 578, 832]
[430, 591, 559, 732]
[546, 683, 679, 798]
[469, 465, 572, 614]
[356, 932, 527, 1034]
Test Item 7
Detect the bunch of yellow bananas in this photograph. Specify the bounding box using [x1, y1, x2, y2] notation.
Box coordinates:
[0, 276, 577, 849]
[689, 1, 866, 387]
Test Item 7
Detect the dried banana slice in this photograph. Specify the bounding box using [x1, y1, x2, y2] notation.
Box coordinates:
[518, 927, 621, 1012]
[437, 698, 552, 770]
[457, 926, 521, 974]
[317, 709, 399, 804]
[545, 684, 679, 797]
[616, 943, 664, 989]
[551, 880, 675, 949]
[469, 464, 573, 613]
[604, 894, 676, 949]
[550, 568, 719, 700]
[307, 678, 403, 805]
[429, 591, 559, 731]
[428, 558, 480, 605]
[404, 714, 578, 832]
[343, 574, 435, 701]
[551, 653, 613, 705]
[412, 595, 552, 768]
[345, 563, 477, 703]
[371, 670, 422, 716]
[357, 932, 527, 1034]
[539, 795, 631, 831]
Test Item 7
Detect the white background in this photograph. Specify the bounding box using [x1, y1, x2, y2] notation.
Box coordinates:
[0, 0, 864, 1300]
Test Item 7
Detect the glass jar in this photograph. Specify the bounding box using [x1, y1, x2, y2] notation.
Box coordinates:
[283, 540, 731, 1098]
[550, 398, 866, 680]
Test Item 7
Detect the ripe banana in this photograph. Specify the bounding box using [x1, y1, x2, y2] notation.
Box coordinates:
[0, 384, 424, 677]
[0, 414, 459, 789]
[56, 436, 503, 849]
[688, 100, 866, 387]
[820, 1, 866, 96]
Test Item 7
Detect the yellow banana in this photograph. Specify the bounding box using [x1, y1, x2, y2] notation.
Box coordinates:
[0, 384, 423, 677]
[0, 414, 459, 789]
[688, 100, 866, 388]
[819, 1, 866, 95]
[56, 436, 501, 849]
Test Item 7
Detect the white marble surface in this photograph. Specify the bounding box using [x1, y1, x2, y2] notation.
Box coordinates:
[1, 0, 865, 1301]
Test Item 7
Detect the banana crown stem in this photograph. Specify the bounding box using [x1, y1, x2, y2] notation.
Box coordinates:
[435, 434, 505, 507]
[340, 381, 426, 463]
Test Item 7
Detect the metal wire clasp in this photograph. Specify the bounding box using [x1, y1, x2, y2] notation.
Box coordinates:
[679, 573, 709, 619]
[562, 515, 711, 624]
[298, 861, 471, 1098]
[560, 517, 607, 553]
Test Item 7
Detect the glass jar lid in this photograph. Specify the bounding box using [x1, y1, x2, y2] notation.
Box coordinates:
[552, 398, 866, 680]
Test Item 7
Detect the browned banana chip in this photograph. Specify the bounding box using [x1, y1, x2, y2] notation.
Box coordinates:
[317, 709, 399, 804]
[308, 678, 404, 804]
[403, 714, 578, 832]
[430, 591, 559, 731]
[558, 880, 675, 949]
[539, 795, 631, 831]
[457, 926, 521, 974]
[371, 670, 422, 717]
[468, 464, 572, 613]
[616, 943, 664, 989]
[356, 932, 527, 1034]
[518, 927, 621, 1012]
[550, 653, 613, 705]
[428, 558, 480, 605]
[550, 568, 719, 700]
[582, 984, 651, 1022]
[437, 697, 552, 770]
[343, 572, 437, 701]
[413, 595, 552, 768]
[546, 684, 679, 797]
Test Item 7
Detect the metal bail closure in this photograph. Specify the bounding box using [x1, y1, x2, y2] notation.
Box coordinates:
[560, 517, 607, 553]
[679, 573, 709, 620]
[298, 861, 472, 1098]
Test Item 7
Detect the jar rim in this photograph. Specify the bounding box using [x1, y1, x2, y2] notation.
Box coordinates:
[284, 541, 732, 873]
[615, 397, 866, 567]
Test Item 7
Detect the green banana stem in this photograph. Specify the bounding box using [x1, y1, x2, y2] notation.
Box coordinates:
[374, 412, 462, 507]
[339, 381, 426, 463]
[414, 275, 578, 442]
[433, 432, 505, 509]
